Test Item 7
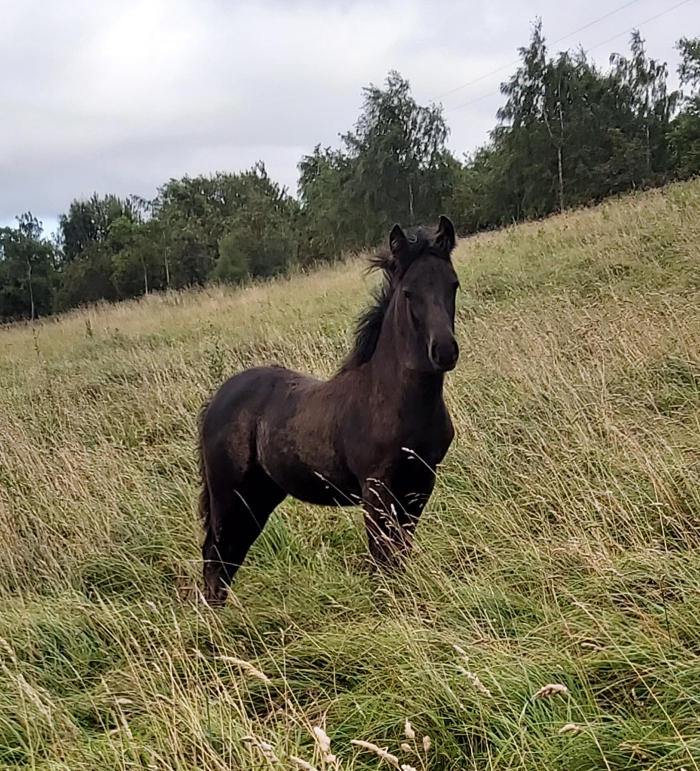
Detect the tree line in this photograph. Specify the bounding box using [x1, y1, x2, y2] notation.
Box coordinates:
[3, 27, 700, 321]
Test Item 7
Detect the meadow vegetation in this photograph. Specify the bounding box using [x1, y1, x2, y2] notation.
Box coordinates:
[2, 180, 700, 769]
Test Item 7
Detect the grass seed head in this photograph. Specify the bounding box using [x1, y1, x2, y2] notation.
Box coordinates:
[218, 655, 271, 683]
[559, 723, 582, 736]
[457, 665, 492, 697]
[290, 757, 319, 771]
[351, 739, 400, 768]
[242, 735, 279, 762]
[532, 683, 569, 700]
[404, 719, 415, 740]
[0, 637, 18, 665]
[313, 726, 331, 753]
[619, 742, 650, 761]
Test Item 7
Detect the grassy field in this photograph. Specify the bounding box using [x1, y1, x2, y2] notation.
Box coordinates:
[2, 181, 700, 770]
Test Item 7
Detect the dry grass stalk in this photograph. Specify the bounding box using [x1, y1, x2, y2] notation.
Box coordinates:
[351, 739, 400, 768]
[242, 735, 279, 763]
[404, 718, 416, 740]
[559, 723, 581, 735]
[456, 665, 492, 697]
[532, 683, 569, 700]
[453, 644, 492, 696]
[312, 725, 337, 763]
[289, 757, 319, 771]
[217, 655, 271, 683]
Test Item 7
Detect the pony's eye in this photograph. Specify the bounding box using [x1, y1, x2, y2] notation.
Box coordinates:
[403, 289, 412, 300]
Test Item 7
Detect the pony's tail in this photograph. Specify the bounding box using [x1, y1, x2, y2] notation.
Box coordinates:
[197, 401, 211, 534]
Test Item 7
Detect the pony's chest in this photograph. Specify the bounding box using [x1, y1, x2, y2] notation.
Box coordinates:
[397, 402, 454, 460]
[397, 427, 453, 468]
[346, 402, 454, 473]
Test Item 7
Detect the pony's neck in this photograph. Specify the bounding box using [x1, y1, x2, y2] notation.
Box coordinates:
[367, 303, 445, 403]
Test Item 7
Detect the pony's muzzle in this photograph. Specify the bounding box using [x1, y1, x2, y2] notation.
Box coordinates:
[429, 336, 459, 372]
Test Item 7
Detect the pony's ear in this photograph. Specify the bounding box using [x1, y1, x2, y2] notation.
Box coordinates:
[389, 224, 410, 272]
[435, 215, 456, 256]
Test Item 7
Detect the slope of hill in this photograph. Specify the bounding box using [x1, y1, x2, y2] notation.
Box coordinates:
[2, 181, 700, 769]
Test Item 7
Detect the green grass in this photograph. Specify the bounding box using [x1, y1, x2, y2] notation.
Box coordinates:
[3, 182, 700, 769]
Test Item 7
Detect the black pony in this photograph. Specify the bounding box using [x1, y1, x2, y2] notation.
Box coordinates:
[199, 217, 459, 604]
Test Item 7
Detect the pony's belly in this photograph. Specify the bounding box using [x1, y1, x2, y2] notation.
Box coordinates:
[270, 465, 361, 507]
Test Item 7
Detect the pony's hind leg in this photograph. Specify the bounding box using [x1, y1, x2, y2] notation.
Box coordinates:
[202, 468, 286, 606]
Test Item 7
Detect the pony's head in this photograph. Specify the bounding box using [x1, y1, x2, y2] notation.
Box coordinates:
[383, 216, 459, 373]
[342, 216, 459, 373]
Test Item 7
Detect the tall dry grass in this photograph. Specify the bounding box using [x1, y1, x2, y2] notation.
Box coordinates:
[2, 182, 700, 768]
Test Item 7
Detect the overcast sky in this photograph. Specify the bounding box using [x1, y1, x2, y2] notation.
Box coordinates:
[1, 0, 698, 233]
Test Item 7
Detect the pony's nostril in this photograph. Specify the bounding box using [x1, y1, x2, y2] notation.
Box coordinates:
[430, 340, 439, 362]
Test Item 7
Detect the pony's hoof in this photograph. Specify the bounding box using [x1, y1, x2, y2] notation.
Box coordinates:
[203, 589, 227, 608]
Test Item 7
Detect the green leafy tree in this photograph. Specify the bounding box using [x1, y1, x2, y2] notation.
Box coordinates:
[213, 234, 249, 284]
[298, 146, 359, 262]
[55, 194, 138, 310]
[54, 244, 118, 311]
[216, 165, 299, 279]
[0, 214, 56, 320]
[610, 30, 678, 180]
[469, 24, 678, 228]
[109, 216, 166, 298]
[299, 72, 456, 257]
[344, 71, 451, 234]
[154, 163, 299, 287]
[59, 194, 136, 261]
[495, 21, 560, 218]
[669, 37, 700, 179]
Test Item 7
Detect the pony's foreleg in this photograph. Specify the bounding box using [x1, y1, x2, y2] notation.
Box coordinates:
[361, 475, 435, 569]
[395, 481, 435, 558]
[361, 478, 407, 569]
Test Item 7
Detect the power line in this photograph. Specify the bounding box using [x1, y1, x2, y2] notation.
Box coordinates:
[436, 0, 643, 100]
[585, 0, 694, 53]
[447, 0, 695, 112]
[552, 0, 644, 44]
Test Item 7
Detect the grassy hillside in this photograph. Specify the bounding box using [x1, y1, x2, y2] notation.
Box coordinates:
[2, 181, 700, 770]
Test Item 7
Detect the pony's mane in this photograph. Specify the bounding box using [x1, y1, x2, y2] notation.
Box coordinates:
[339, 227, 444, 372]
